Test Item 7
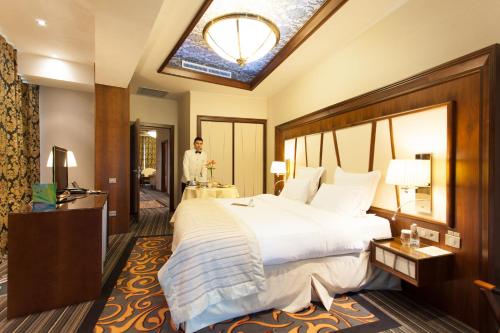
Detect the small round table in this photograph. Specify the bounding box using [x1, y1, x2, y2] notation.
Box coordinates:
[181, 185, 240, 201]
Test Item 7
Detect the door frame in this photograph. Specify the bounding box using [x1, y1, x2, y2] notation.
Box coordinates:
[161, 140, 168, 193]
[131, 122, 175, 212]
[197, 115, 267, 193]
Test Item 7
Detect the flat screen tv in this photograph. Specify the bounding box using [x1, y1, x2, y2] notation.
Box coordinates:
[52, 146, 68, 193]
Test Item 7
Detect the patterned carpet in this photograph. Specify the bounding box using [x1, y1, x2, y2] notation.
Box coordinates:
[0, 198, 477, 333]
[91, 235, 400, 333]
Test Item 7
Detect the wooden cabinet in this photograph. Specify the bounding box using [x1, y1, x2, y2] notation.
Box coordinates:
[371, 239, 454, 287]
[7, 194, 108, 318]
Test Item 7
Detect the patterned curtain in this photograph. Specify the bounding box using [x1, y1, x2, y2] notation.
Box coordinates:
[0, 35, 40, 253]
[140, 136, 156, 169]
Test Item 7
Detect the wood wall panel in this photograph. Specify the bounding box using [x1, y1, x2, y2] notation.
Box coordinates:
[95, 84, 130, 235]
[275, 45, 500, 331]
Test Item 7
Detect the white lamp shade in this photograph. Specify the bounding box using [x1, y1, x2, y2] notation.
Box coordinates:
[46, 151, 53, 167]
[270, 161, 286, 175]
[386, 159, 430, 187]
[204, 14, 279, 66]
[66, 151, 77, 168]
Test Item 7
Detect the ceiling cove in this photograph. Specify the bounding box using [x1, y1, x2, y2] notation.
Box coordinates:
[158, 0, 349, 90]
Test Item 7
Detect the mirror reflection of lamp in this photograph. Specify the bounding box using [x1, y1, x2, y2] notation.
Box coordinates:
[386, 159, 431, 220]
[46, 150, 77, 167]
[270, 161, 286, 195]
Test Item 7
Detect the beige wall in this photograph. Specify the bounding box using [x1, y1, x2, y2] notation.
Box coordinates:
[189, 90, 267, 141]
[130, 93, 179, 205]
[266, 0, 500, 193]
[39, 86, 95, 189]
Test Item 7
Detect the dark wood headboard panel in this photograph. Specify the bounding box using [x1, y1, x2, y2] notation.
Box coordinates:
[275, 44, 500, 331]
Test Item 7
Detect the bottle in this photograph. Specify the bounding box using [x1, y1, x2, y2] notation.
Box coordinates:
[410, 223, 420, 248]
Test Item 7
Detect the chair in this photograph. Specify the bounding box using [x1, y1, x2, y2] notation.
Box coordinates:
[474, 280, 500, 333]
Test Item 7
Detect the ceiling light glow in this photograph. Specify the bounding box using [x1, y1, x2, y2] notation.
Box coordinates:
[203, 13, 280, 67]
[35, 18, 47, 27]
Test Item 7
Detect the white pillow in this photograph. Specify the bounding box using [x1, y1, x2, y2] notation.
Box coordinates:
[279, 178, 310, 203]
[295, 166, 325, 203]
[310, 184, 365, 216]
[334, 167, 381, 212]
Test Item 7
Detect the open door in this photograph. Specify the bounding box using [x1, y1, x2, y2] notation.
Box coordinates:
[130, 119, 140, 221]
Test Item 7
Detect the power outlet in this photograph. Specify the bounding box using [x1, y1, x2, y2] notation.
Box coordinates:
[417, 227, 439, 243]
[109, 210, 117, 217]
[445, 233, 461, 248]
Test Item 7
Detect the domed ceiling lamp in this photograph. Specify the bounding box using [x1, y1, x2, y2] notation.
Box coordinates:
[203, 13, 280, 67]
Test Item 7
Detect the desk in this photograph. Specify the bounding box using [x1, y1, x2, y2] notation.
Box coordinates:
[181, 186, 239, 201]
[8, 193, 108, 318]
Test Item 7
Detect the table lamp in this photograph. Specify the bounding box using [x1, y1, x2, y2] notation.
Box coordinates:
[270, 161, 286, 195]
[386, 158, 431, 220]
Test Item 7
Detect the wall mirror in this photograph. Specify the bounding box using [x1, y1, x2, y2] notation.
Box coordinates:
[282, 102, 455, 227]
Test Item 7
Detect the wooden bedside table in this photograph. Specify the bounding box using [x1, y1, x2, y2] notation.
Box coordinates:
[371, 239, 454, 287]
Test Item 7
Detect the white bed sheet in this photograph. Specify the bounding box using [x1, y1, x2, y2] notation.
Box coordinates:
[218, 194, 391, 265]
[184, 251, 400, 333]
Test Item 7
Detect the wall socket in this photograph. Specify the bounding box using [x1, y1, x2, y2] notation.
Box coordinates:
[417, 226, 439, 242]
[109, 210, 117, 217]
[445, 231, 461, 248]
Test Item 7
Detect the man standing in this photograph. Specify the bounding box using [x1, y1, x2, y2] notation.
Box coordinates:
[181, 137, 207, 192]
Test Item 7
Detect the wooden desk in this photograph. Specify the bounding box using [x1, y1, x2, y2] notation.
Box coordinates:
[7, 194, 108, 318]
[371, 239, 454, 287]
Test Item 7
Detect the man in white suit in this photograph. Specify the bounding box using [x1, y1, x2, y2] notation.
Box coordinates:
[181, 137, 207, 192]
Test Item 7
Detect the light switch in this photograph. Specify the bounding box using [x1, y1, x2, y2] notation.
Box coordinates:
[417, 227, 439, 243]
[445, 233, 460, 248]
[109, 210, 117, 217]
[109, 178, 117, 184]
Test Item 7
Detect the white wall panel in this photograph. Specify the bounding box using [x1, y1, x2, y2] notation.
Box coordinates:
[372, 120, 397, 210]
[235, 123, 264, 197]
[392, 106, 448, 222]
[306, 133, 321, 167]
[295, 136, 307, 171]
[284, 139, 296, 180]
[321, 131, 338, 184]
[336, 123, 372, 173]
[201, 121, 233, 185]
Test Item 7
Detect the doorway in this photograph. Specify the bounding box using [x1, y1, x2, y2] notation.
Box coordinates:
[130, 120, 174, 222]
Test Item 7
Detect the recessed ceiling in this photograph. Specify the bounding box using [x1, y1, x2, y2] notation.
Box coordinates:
[158, 0, 348, 90]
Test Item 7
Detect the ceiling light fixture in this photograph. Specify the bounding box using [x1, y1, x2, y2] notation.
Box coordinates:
[35, 18, 47, 27]
[203, 13, 280, 67]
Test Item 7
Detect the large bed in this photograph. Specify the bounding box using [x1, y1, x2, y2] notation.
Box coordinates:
[158, 187, 400, 332]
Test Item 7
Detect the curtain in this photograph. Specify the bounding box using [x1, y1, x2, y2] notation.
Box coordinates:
[0, 35, 40, 253]
[140, 136, 156, 169]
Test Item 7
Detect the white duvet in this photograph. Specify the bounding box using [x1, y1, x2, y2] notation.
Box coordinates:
[217, 194, 391, 265]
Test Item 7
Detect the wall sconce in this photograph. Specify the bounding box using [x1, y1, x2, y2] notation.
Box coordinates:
[386, 157, 431, 220]
[270, 161, 286, 195]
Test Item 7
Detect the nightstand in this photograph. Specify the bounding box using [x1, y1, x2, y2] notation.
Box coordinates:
[371, 239, 454, 287]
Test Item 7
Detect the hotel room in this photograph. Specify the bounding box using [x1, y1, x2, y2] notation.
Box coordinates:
[0, 0, 499, 332]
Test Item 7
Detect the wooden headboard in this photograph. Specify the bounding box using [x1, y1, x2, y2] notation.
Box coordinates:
[275, 44, 500, 331]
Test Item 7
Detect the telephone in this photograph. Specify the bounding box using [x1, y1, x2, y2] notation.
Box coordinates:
[68, 181, 88, 194]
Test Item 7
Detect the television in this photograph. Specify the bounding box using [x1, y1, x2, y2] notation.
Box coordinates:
[52, 146, 68, 193]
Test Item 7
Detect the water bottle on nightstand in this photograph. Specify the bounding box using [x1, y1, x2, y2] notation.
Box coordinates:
[410, 223, 420, 248]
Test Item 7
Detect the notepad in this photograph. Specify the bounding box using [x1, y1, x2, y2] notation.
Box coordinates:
[416, 246, 451, 256]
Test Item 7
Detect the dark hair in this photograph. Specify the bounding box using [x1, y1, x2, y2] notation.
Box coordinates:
[193, 136, 203, 143]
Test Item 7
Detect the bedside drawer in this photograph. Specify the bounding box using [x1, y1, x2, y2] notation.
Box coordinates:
[371, 240, 453, 287]
[374, 245, 416, 281]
